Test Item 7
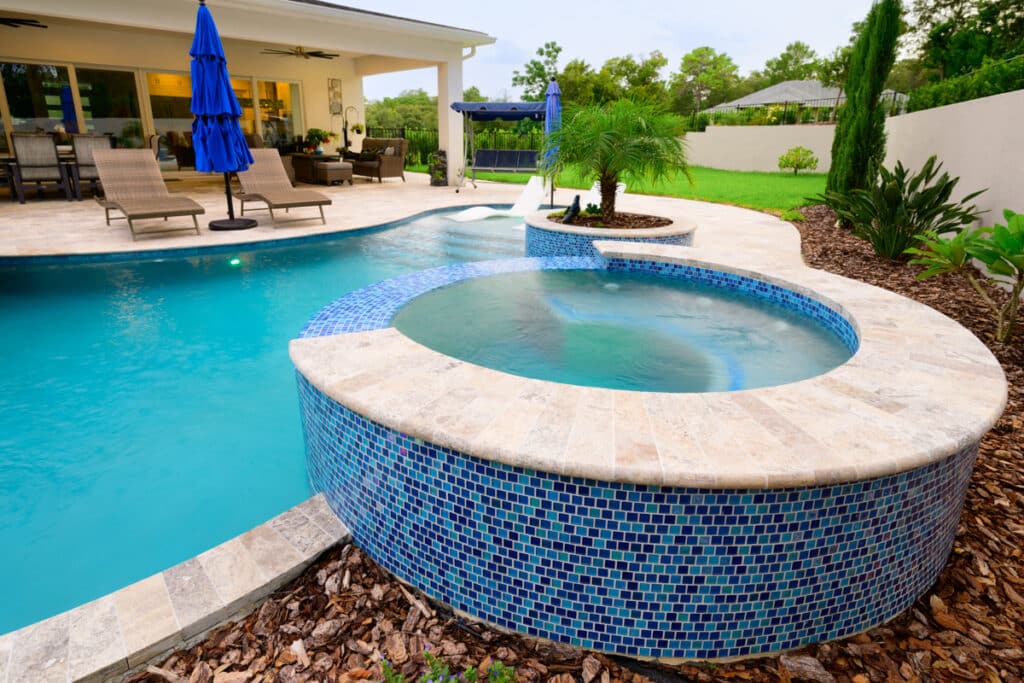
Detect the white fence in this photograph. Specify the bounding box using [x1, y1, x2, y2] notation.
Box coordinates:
[684, 89, 1024, 218]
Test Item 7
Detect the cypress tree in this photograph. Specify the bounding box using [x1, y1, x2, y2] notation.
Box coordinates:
[826, 0, 902, 195]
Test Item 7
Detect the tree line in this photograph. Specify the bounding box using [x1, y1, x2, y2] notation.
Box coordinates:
[365, 0, 1021, 128]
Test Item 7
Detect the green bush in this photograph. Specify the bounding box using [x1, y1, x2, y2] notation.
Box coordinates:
[820, 155, 986, 259]
[908, 56, 1024, 112]
[778, 146, 819, 174]
[907, 209, 1024, 342]
[382, 650, 517, 683]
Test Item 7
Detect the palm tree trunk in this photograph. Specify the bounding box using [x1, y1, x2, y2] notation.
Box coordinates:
[600, 174, 618, 223]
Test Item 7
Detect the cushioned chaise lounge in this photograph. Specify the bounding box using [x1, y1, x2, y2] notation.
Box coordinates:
[235, 148, 331, 225]
[92, 148, 204, 240]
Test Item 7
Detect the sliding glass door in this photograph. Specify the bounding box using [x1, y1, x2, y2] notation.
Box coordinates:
[76, 68, 142, 148]
[0, 63, 73, 138]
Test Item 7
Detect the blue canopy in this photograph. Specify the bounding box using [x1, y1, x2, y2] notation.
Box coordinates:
[190, 1, 252, 174]
[450, 101, 546, 122]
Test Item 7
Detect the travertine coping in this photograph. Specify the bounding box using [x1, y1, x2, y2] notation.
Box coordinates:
[291, 243, 1007, 490]
[525, 210, 697, 239]
[0, 495, 349, 683]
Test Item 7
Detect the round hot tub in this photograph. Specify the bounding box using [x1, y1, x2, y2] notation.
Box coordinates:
[291, 251, 1005, 661]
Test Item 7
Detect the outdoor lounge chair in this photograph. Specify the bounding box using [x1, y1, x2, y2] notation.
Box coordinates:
[235, 148, 331, 225]
[9, 133, 74, 203]
[91, 148, 204, 240]
[70, 134, 113, 199]
[447, 175, 548, 222]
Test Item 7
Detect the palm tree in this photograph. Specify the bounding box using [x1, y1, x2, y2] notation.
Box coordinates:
[542, 99, 690, 223]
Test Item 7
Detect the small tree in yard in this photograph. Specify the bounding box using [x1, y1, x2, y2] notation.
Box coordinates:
[826, 0, 902, 197]
[778, 146, 819, 174]
[907, 209, 1024, 343]
[542, 99, 689, 223]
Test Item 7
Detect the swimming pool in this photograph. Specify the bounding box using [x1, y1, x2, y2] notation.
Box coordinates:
[0, 211, 524, 633]
[392, 269, 852, 392]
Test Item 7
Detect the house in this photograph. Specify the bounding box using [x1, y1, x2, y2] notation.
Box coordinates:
[0, 0, 495, 183]
[707, 80, 843, 112]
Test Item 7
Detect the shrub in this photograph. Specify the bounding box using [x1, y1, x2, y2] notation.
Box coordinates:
[778, 147, 819, 175]
[907, 209, 1024, 342]
[908, 56, 1024, 112]
[780, 208, 806, 222]
[826, 0, 901, 196]
[382, 650, 517, 683]
[820, 155, 986, 259]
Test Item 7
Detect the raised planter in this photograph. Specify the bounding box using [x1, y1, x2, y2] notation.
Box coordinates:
[524, 210, 697, 258]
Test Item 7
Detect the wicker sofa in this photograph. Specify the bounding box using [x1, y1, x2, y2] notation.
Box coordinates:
[348, 138, 407, 182]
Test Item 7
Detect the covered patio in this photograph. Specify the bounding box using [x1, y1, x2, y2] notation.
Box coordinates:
[0, 0, 493, 184]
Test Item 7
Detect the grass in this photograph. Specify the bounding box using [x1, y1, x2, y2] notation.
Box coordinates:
[408, 165, 826, 213]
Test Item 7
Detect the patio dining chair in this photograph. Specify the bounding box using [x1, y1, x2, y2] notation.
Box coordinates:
[70, 134, 113, 200]
[235, 148, 331, 225]
[92, 148, 204, 240]
[10, 133, 74, 203]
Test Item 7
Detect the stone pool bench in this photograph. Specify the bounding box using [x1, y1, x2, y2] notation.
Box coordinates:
[524, 210, 697, 258]
[291, 242, 1006, 661]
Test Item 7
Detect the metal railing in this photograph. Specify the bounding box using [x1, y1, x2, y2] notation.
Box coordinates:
[687, 92, 906, 131]
[365, 126, 546, 166]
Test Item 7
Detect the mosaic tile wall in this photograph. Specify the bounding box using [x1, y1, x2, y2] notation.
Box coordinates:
[297, 373, 976, 659]
[525, 224, 693, 258]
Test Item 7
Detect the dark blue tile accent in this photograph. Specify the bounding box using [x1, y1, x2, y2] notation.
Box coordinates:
[525, 224, 693, 258]
[297, 373, 976, 659]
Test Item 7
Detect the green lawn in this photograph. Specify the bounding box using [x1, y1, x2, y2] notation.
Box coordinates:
[409, 165, 826, 213]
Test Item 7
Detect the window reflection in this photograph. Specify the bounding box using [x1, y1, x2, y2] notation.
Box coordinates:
[76, 68, 142, 148]
[0, 63, 73, 140]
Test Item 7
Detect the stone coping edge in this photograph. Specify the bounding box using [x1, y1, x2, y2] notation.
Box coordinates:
[0, 494, 349, 683]
[0, 204, 513, 266]
[290, 247, 1007, 490]
[525, 209, 697, 238]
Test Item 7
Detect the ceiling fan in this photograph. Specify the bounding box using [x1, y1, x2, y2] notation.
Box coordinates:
[261, 46, 338, 60]
[0, 17, 47, 28]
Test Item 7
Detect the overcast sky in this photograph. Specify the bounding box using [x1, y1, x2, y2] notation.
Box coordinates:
[343, 0, 877, 102]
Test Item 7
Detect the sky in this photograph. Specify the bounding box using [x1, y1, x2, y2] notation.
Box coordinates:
[341, 0, 878, 102]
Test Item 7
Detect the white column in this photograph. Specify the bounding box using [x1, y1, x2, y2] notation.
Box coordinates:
[437, 57, 463, 185]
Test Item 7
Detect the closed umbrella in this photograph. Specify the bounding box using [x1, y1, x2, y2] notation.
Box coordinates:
[190, 0, 256, 230]
[544, 78, 561, 208]
[60, 85, 78, 134]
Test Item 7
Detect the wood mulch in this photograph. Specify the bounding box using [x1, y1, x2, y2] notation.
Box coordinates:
[124, 205, 1023, 683]
[547, 212, 673, 229]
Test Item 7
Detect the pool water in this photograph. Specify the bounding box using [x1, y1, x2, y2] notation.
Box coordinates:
[0, 212, 524, 633]
[392, 270, 853, 393]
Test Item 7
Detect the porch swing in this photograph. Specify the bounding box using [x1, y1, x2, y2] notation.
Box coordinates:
[450, 101, 547, 188]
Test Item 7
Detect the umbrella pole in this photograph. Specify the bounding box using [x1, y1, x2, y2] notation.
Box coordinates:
[209, 171, 258, 231]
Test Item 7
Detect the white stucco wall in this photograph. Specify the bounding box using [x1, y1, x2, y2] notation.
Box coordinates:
[685, 89, 1023, 218]
[883, 89, 1024, 220]
[685, 124, 837, 173]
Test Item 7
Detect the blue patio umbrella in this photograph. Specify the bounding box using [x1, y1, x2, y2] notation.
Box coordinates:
[59, 85, 78, 134]
[544, 78, 561, 207]
[190, 0, 256, 230]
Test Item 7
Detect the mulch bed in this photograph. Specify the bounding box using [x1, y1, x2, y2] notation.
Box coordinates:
[125, 205, 1023, 683]
[548, 212, 672, 230]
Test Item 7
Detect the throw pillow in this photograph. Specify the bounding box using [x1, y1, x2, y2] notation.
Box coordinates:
[383, 146, 396, 156]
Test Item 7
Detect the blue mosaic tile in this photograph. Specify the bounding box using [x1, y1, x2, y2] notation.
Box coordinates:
[297, 373, 977, 659]
[525, 223, 693, 258]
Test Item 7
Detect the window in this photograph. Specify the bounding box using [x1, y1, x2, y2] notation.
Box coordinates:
[257, 80, 302, 149]
[232, 78, 256, 136]
[76, 68, 142, 148]
[0, 63, 73, 138]
[146, 71, 195, 168]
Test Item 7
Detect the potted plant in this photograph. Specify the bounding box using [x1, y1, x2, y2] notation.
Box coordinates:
[349, 122, 365, 135]
[304, 128, 336, 154]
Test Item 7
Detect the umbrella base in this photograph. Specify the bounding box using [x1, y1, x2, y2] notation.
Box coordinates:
[209, 218, 258, 231]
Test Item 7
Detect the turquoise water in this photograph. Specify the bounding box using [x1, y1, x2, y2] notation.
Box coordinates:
[0, 212, 524, 633]
[392, 270, 852, 393]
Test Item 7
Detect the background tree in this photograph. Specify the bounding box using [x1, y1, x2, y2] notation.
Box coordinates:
[827, 0, 903, 196]
[512, 41, 562, 100]
[542, 100, 689, 222]
[597, 52, 670, 106]
[816, 45, 852, 117]
[911, 0, 1023, 77]
[557, 59, 598, 105]
[669, 47, 739, 114]
[763, 41, 821, 83]
[462, 86, 487, 102]
[364, 89, 437, 128]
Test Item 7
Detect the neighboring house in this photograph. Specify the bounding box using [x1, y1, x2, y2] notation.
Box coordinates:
[708, 79, 907, 113]
[0, 0, 495, 183]
[708, 80, 843, 112]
